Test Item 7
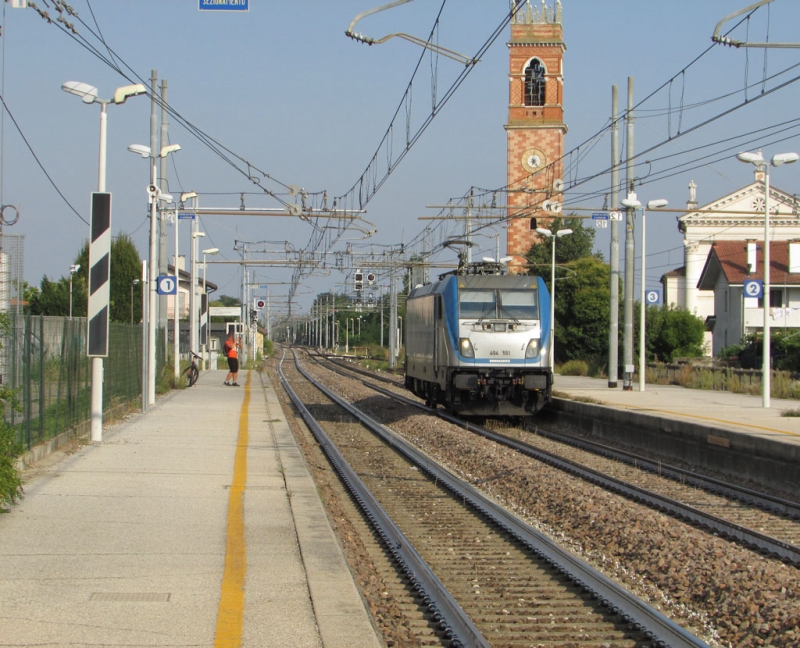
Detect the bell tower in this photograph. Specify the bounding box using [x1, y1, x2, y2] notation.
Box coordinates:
[505, 0, 567, 272]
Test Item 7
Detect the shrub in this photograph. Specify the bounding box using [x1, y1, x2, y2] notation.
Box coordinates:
[559, 359, 589, 376]
[0, 313, 23, 509]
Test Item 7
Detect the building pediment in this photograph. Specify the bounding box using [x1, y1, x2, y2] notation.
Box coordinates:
[679, 181, 799, 230]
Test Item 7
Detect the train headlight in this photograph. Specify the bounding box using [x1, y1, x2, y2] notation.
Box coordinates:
[459, 338, 475, 358]
[525, 339, 541, 358]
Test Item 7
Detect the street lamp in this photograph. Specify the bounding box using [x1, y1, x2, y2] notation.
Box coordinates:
[128, 142, 182, 406]
[131, 279, 140, 325]
[620, 194, 668, 392]
[69, 264, 80, 318]
[62, 80, 146, 443]
[202, 247, 219, 370]
[536, 227, 573, 365]
[736, 150, 799, 408]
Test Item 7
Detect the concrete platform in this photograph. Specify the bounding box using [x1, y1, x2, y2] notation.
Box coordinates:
[0, 369, 381, 648]
[549, 375, 800, 494]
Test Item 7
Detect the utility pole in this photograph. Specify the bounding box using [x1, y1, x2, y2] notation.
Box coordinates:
[159, 79, 169, 357]
[149, 71, 159, 371]
[608, 85, 620, 388]
[389, 268, 397, 368]
[623, 77, 635, 391]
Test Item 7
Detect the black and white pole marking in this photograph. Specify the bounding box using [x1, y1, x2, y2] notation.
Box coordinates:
[88, 192, 111, 357]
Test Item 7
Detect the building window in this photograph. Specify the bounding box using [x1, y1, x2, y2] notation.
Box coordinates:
[757, 289, 783, 309]
[524, 59, 546, 107]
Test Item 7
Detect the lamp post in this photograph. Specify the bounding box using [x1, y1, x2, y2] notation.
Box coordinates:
[69, 264, 80, 318]
[536, 227, 573, 365]
[202, 247, 219, 370]
[620, 194, 668, 392]
[131, 279, 140, 325]
[62, 80, 146, 443]
[128, 143, 182, 406]
[736, 150, 799, 408]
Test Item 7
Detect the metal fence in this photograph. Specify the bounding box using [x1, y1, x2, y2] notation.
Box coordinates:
[2, 315, 165, 449]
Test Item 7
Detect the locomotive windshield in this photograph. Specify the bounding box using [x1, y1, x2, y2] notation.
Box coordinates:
[459, 290, 496, 318]
[459, 288, 539, 320]
[499, 289, 539, 320]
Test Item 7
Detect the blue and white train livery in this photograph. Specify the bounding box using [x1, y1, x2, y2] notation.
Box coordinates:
[404, 261, 552, 417]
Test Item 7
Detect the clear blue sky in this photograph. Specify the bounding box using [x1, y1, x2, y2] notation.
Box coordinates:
[2, 0, 799, 315]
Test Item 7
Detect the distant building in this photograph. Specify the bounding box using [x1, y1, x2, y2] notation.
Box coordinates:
[505, 0, 566, 272]
[697, 239, 800, 356]
[661, 172, 800, 355]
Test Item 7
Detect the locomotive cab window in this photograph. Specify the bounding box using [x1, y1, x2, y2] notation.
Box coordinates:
[459, 290, 497, 319]
[499, 290, 539, 320]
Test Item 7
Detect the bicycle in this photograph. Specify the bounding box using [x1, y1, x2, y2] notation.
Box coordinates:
[182, 351, 201, 387]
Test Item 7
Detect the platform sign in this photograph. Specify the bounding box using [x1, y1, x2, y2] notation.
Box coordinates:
[645, 289, 661, 305]
[591, 212, 609, 220]
[156, 275, 178, 295]
[210, 307, 241, 317]
[177, 212, 195, 220]
[199, 0, 248, 10]
[744, 279, 763, 298]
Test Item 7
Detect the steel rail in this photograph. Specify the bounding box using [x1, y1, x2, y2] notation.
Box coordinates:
[278, 350, 489, 648]
[311, 354, 800, 565]
[294, 352, 708, 648]
[369, 378, 800, 566]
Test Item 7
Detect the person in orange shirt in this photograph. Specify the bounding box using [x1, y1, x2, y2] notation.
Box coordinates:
[223, 333, 241, 386]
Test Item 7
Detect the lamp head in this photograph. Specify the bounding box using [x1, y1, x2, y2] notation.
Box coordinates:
[160, 144, 181, 157]
[157, 193, 174, 203]
[203, 247, 219, 256]
[646, 199, 669, 210]
[535, 227, 553, 237]
[620, 197, 641, 209]
[69, 264, 80, 274]
[132, 279, 140, 286]
[112, 83, 146, 104]
[180, 191, 197, 202]
[737, 151, 765, 166]
[61, 81, 98, 104]
[556, 229, 573, 237]
[127, 144, 151, 158]
[771, 152, 799, 167]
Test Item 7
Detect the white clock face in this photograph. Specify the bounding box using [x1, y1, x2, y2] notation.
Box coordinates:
[521, 148, 546, 173]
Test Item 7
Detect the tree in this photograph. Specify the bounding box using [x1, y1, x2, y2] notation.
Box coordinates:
[523, 215, 601, 272]
[555, 256, 612, 363]
[29, 234, 143, 323]
[212, 295, 241, 308]
[645, 306, 706, 362]
[524, 217, 609, 364]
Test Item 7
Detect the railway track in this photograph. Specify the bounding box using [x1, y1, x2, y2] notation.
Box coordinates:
[315, 351, 800, 566]
[278, 349, 707, 647]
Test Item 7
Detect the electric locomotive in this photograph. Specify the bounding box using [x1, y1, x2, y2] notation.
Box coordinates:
[404, 259, 552, 417]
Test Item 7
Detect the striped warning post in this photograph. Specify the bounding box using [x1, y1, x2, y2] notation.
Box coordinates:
[88, 192, 111, 357]
[200, 292, 208, 348]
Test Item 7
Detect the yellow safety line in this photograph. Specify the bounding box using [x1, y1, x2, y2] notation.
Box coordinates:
[610, 401, 800, 439]
[214, 370, 251, 648]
